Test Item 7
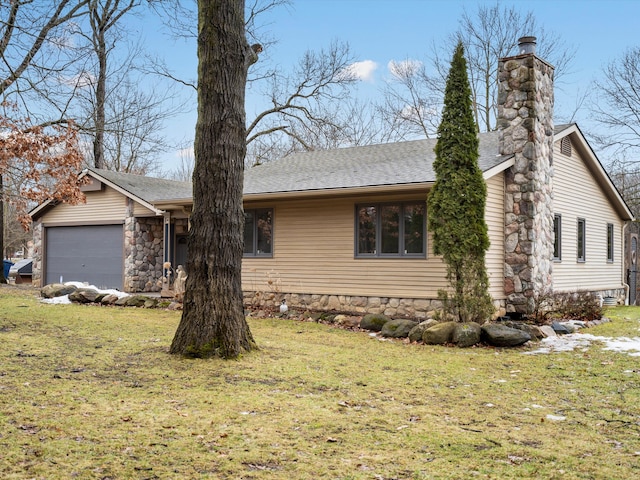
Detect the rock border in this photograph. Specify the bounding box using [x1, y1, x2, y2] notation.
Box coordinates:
[40, 283, 609, 348]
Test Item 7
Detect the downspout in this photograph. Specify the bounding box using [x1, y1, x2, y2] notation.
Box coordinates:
[622, 221, 630, 305]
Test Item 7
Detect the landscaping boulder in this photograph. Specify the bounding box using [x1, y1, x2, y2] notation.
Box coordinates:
[501, 320, 545, 341]
[334, 315, 361, 329]
[360, 313, 391, 332]
[408, 319, 439, 342]
[551, 320, 573, 334]
[481, 323, 531, 347]
[68, 288, 103, 304]
[380, 319, 418, 338]
[122, 295, 150, 307]
[453, 322, 482, 348]
[539, 325, 556, 337]
[114, 296, 130, 306]
[41, 283, 77, 299]
[144, 298, 159, 308]
[100, 294, 119, 305]
[423, 321, 457, 345]
[167, 301, 183, 311]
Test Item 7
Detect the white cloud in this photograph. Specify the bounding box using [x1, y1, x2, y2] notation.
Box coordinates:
[340, 60, 378, 82]
[387, 59, 423, 80]
[61, 71, 95, 88]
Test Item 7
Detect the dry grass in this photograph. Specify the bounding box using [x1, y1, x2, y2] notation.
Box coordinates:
[1, 285, 640, 479]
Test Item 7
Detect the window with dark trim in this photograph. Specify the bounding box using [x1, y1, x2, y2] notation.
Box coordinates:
[356, 202, 426, 257]
[607, 223, 614, 262]
[553, 214, 562, 260]
[244, 208, 273, 257]
[577, 218, 586, 262]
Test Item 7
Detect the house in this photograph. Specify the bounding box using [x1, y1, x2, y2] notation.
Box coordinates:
[30, 37, 634, 317]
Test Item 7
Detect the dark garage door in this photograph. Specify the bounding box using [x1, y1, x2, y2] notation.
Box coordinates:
[45, 225, 123, 289]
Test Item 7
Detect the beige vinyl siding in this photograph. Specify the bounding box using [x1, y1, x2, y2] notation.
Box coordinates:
[133, 200, 158, 217]
[485, 173, 506, 300]
[243, 180, 506, 301]
[40, 186, 156, 224]
[40, 186, 128, 224]
[552, 140, 624, 291]
[242, 193, 441, 299]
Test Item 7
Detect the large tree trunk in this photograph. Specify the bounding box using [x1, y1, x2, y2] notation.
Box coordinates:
[0, 175, 6, 283]
[91, 6, 108, 170]
[92, 41, 106, 169]
[170, 0, 255, 359]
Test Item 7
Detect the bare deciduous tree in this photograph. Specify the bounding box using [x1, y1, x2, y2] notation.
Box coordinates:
[86, 0, 138, 169]
[244, 40, 359, 153]
[0, 1, 90, 101]
[589, 47, 640, 217]
[69, 0, 182, 174]
[379, 2, 575, 138]
[167, 142, 195, 182]
[0, 0, 90, 282]
[591, 47, 640, 160]
[0, 105, 85, 281]
[378, 59, 442, 140]
[148, 1, 366, 166]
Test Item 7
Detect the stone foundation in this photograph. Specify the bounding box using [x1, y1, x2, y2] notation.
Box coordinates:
[592, 288, 627, 306]
[243, 291, 507, 320]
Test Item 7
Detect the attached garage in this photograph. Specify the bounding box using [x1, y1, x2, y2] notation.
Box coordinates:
[30, 168, 193, 293]
[44, 224, 124, 289]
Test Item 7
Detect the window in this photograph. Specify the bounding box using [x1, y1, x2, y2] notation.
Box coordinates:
[244, 209, 273, 256]
[577, 218, 586, 262]
[553, 214, 562, 260]
[607, 223, 614, 262]
[356, 202, 426, 257]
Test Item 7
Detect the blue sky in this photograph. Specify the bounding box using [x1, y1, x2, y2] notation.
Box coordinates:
[139, 0, 640, 171]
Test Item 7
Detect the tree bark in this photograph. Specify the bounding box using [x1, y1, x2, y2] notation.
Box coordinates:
[93, 33, 106, 170]
[170, 0, 255, 358]
[0, 175, 6, 283]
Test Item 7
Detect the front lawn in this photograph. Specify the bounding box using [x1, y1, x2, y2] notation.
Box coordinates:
[1, 285, 639, 479]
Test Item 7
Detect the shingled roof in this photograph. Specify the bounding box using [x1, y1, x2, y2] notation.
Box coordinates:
[89, 126, 581, 201]
[89, 168, 192, 203]
[244, 130, 512, 195]
[36, 123, 630, 219]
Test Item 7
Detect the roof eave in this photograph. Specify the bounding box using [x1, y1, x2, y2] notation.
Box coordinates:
[243, 182, 433, 201]
[483, 156, 515, 179]
[86, 169, 165, 216]
[557, 125, 635, 221]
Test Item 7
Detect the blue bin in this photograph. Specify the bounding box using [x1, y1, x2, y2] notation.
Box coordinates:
[3, 260, 13, 279]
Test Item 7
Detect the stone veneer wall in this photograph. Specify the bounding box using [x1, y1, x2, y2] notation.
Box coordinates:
[31, 219, 43, 285]
[498, 52, 555, 315]
[124, 216, 163, 292]
[243, 291, 507, 320]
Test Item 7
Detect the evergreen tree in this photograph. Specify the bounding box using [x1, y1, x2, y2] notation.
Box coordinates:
[428, 41, 494, 323]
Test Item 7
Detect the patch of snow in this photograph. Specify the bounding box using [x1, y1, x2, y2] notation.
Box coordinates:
[41, 295, 72, 305]
[546, 414, 566, 421]
[40, 281, 130, 304]
[64, 281, 129, 299]
[601, 337, 640, 356]
[525, 333, 640, 357]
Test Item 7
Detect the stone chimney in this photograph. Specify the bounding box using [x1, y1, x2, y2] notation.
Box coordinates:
[498, 36, 555, 315]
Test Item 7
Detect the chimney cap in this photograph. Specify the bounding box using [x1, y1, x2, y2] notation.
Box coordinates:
[518, 36, 537, 55]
